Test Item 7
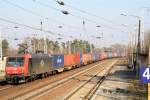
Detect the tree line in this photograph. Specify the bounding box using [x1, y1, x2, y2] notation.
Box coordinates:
[17, 37, 95, 54]
[1, 37, 126, 56]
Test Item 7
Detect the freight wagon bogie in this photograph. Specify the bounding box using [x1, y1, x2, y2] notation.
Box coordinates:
[56, 68, 64, 73]
[5, 75, 25, 84]
[26, 72, 51, 82]
[74, 64, 81, 68]
[64, 66, 73, 71]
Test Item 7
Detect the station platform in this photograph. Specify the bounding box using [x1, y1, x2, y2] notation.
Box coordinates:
[91, 65, 147, 100]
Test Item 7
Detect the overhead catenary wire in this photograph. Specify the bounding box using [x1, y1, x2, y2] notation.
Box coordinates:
[37, 0, 124, 30]
[0, 17, 79, 40]
[2, 0, 126, 39]
[34, 0, 122, 30]
[52, 0, 121, 26]
[2, 0, 83, 32]
[3, 0, 124, 32]
[3, 0, 44, 20]
[0, 17, 54, 34]
[31, 0, 86, 30]
[70, 13, 119, 30]
[32, 0, 110, 31]
[33, 0, 61, 12]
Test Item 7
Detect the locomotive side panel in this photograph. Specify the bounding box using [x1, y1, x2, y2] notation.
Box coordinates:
[28, 54, 53, 75]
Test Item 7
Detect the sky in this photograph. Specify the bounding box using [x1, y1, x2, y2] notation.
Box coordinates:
[0, 0, 150, 48]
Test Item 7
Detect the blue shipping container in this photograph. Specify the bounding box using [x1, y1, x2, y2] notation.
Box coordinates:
[93, 53, 96, 61]
[80, 53, 83, 64]
[52, 54, 64, 69]
[93, 53, 99, 61]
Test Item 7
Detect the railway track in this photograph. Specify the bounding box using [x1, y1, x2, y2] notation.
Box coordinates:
[0, 59, 112, 100]
[11, 59, 118, 100]
[13, 59, 112, 100]
[64, 69, 106, 100]
[0, 85, 12, 91]
[64, 59, 116, 100]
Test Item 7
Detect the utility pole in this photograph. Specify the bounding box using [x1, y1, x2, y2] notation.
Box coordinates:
[148, 34, 150, 100]
[136, 19, 141, 78]
[137, 19, 141, 56]
[149, 44, 150, 66]
[41, 21, 47, 54]
[0, 28, 2, 69]
[120, 13, 142, 77]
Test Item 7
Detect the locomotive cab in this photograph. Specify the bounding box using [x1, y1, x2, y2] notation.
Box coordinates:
[5, 57, 25, 83]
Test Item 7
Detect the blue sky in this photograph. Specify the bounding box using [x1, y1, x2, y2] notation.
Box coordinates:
[0, 0, 150, 48]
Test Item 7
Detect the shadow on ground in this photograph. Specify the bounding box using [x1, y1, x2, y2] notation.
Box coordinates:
[105, 65, 147, 100]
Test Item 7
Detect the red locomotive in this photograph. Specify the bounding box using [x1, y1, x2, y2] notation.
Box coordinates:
[5, 54, 53, 83]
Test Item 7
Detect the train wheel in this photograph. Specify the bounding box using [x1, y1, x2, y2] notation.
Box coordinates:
[41, 74, 44, 79]
[13, 77, 19, 84]
[25, 78, 28, 83]
[31, 74, 35, 82]
[44, 73, 47, 78]
[56, 70, 59, 74]
[52, 70, 57, 75]
[44, 73, 46, 78]
[53, 70, 56, 75]
[31, 77, 33, 82]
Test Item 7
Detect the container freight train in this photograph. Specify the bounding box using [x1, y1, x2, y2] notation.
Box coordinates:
[5, 52, 119, 83]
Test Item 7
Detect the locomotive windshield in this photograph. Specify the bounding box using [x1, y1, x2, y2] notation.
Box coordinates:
[7, 57, 24, 67]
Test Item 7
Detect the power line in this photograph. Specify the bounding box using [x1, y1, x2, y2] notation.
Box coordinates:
[33, 0, 110, 30]
[3, 0, 121, 31]
[68, 5, 115, 24]
[33, 0, 61, 12]
[34, 0, 121, 30]
[2, 0, 125, 37]
[3, 0, 45, 19]
[32, 0, 82, 29]
[34, 0, 99, 24]
[52, 0, 120, 26]
[0, 17, 54, 34]
[69, 13, 119, 30]
[2, 0, 83, 31]
[0, 17, 80, 40]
